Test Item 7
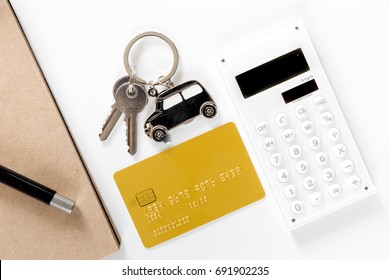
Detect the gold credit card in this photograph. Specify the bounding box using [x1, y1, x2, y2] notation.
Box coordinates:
[114, 122, 265, 248]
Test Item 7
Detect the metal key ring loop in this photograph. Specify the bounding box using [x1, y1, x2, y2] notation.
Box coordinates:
[123, 31, 179, 86]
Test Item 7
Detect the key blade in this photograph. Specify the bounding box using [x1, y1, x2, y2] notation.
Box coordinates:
[126, 111, 137, 155]
[99, 105, 122, 141]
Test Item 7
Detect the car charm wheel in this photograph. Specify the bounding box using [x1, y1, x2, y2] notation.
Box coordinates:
[152, 127, 167, 142]
[202, 103, 217, 118]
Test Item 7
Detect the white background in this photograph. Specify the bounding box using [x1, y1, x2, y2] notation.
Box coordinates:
[9, 0, 390, 259]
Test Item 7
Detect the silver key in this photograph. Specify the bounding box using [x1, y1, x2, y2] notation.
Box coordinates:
[115, 83, 148, 155]
[99, 76, 129, 141]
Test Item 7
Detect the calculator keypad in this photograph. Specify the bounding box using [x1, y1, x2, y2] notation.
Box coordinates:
[257, 94, 372, 226]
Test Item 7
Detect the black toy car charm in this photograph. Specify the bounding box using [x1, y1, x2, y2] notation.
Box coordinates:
[144, 80, 217, 142]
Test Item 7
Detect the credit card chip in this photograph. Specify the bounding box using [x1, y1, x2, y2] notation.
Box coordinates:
[136, 188, 156, 207]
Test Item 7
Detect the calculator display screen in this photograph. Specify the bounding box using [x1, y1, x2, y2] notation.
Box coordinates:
[235, 48, 310, 99]
[282, 79, 319, 103]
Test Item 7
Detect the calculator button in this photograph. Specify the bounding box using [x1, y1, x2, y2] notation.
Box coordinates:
[322, 168, 336, 182]
[262, 137, 276, 151]
[275, 113, 288, 127]
[327, 128, 341, 142]
[301, 120, 314, 134]
[283, 185, 297, 199]
[289, 145, 303, 159]
[282, 129, 295, 143]
[348, 175, 361, 189]
[313, 95, 327, 110]
[277, 169, 290, 183]
[294, 104, 308, 119]
[315, 152, 328, 166]
[308, 136, 322, 150]
[341, 159, 354, 173]
[290, 200, 304, 215]
[329, 184, 343, 198]
[320, 112, 334, 126]
[270, 153, 283, 167]
[302, 176, 316, 190]
[334, 143, 348, 158]
[256, 121, 269, 135]
[296, 160, 310, 175]
[310, 192, 323, 206]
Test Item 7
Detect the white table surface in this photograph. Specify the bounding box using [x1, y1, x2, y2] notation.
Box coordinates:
[9, 0, 390, 259]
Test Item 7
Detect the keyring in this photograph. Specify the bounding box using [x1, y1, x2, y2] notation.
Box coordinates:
[123, 31, 179, 86]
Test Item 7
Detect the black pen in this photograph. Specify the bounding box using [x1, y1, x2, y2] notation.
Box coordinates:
[0, 165, 75, 214]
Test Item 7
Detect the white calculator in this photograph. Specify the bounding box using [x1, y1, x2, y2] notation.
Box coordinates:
[217, 20, 375, 229]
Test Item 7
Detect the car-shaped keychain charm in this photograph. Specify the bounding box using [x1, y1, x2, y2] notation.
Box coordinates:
[144, 80, 217, 142]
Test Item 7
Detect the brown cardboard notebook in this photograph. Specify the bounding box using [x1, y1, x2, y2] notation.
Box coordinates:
[0, 0, 119, 259]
